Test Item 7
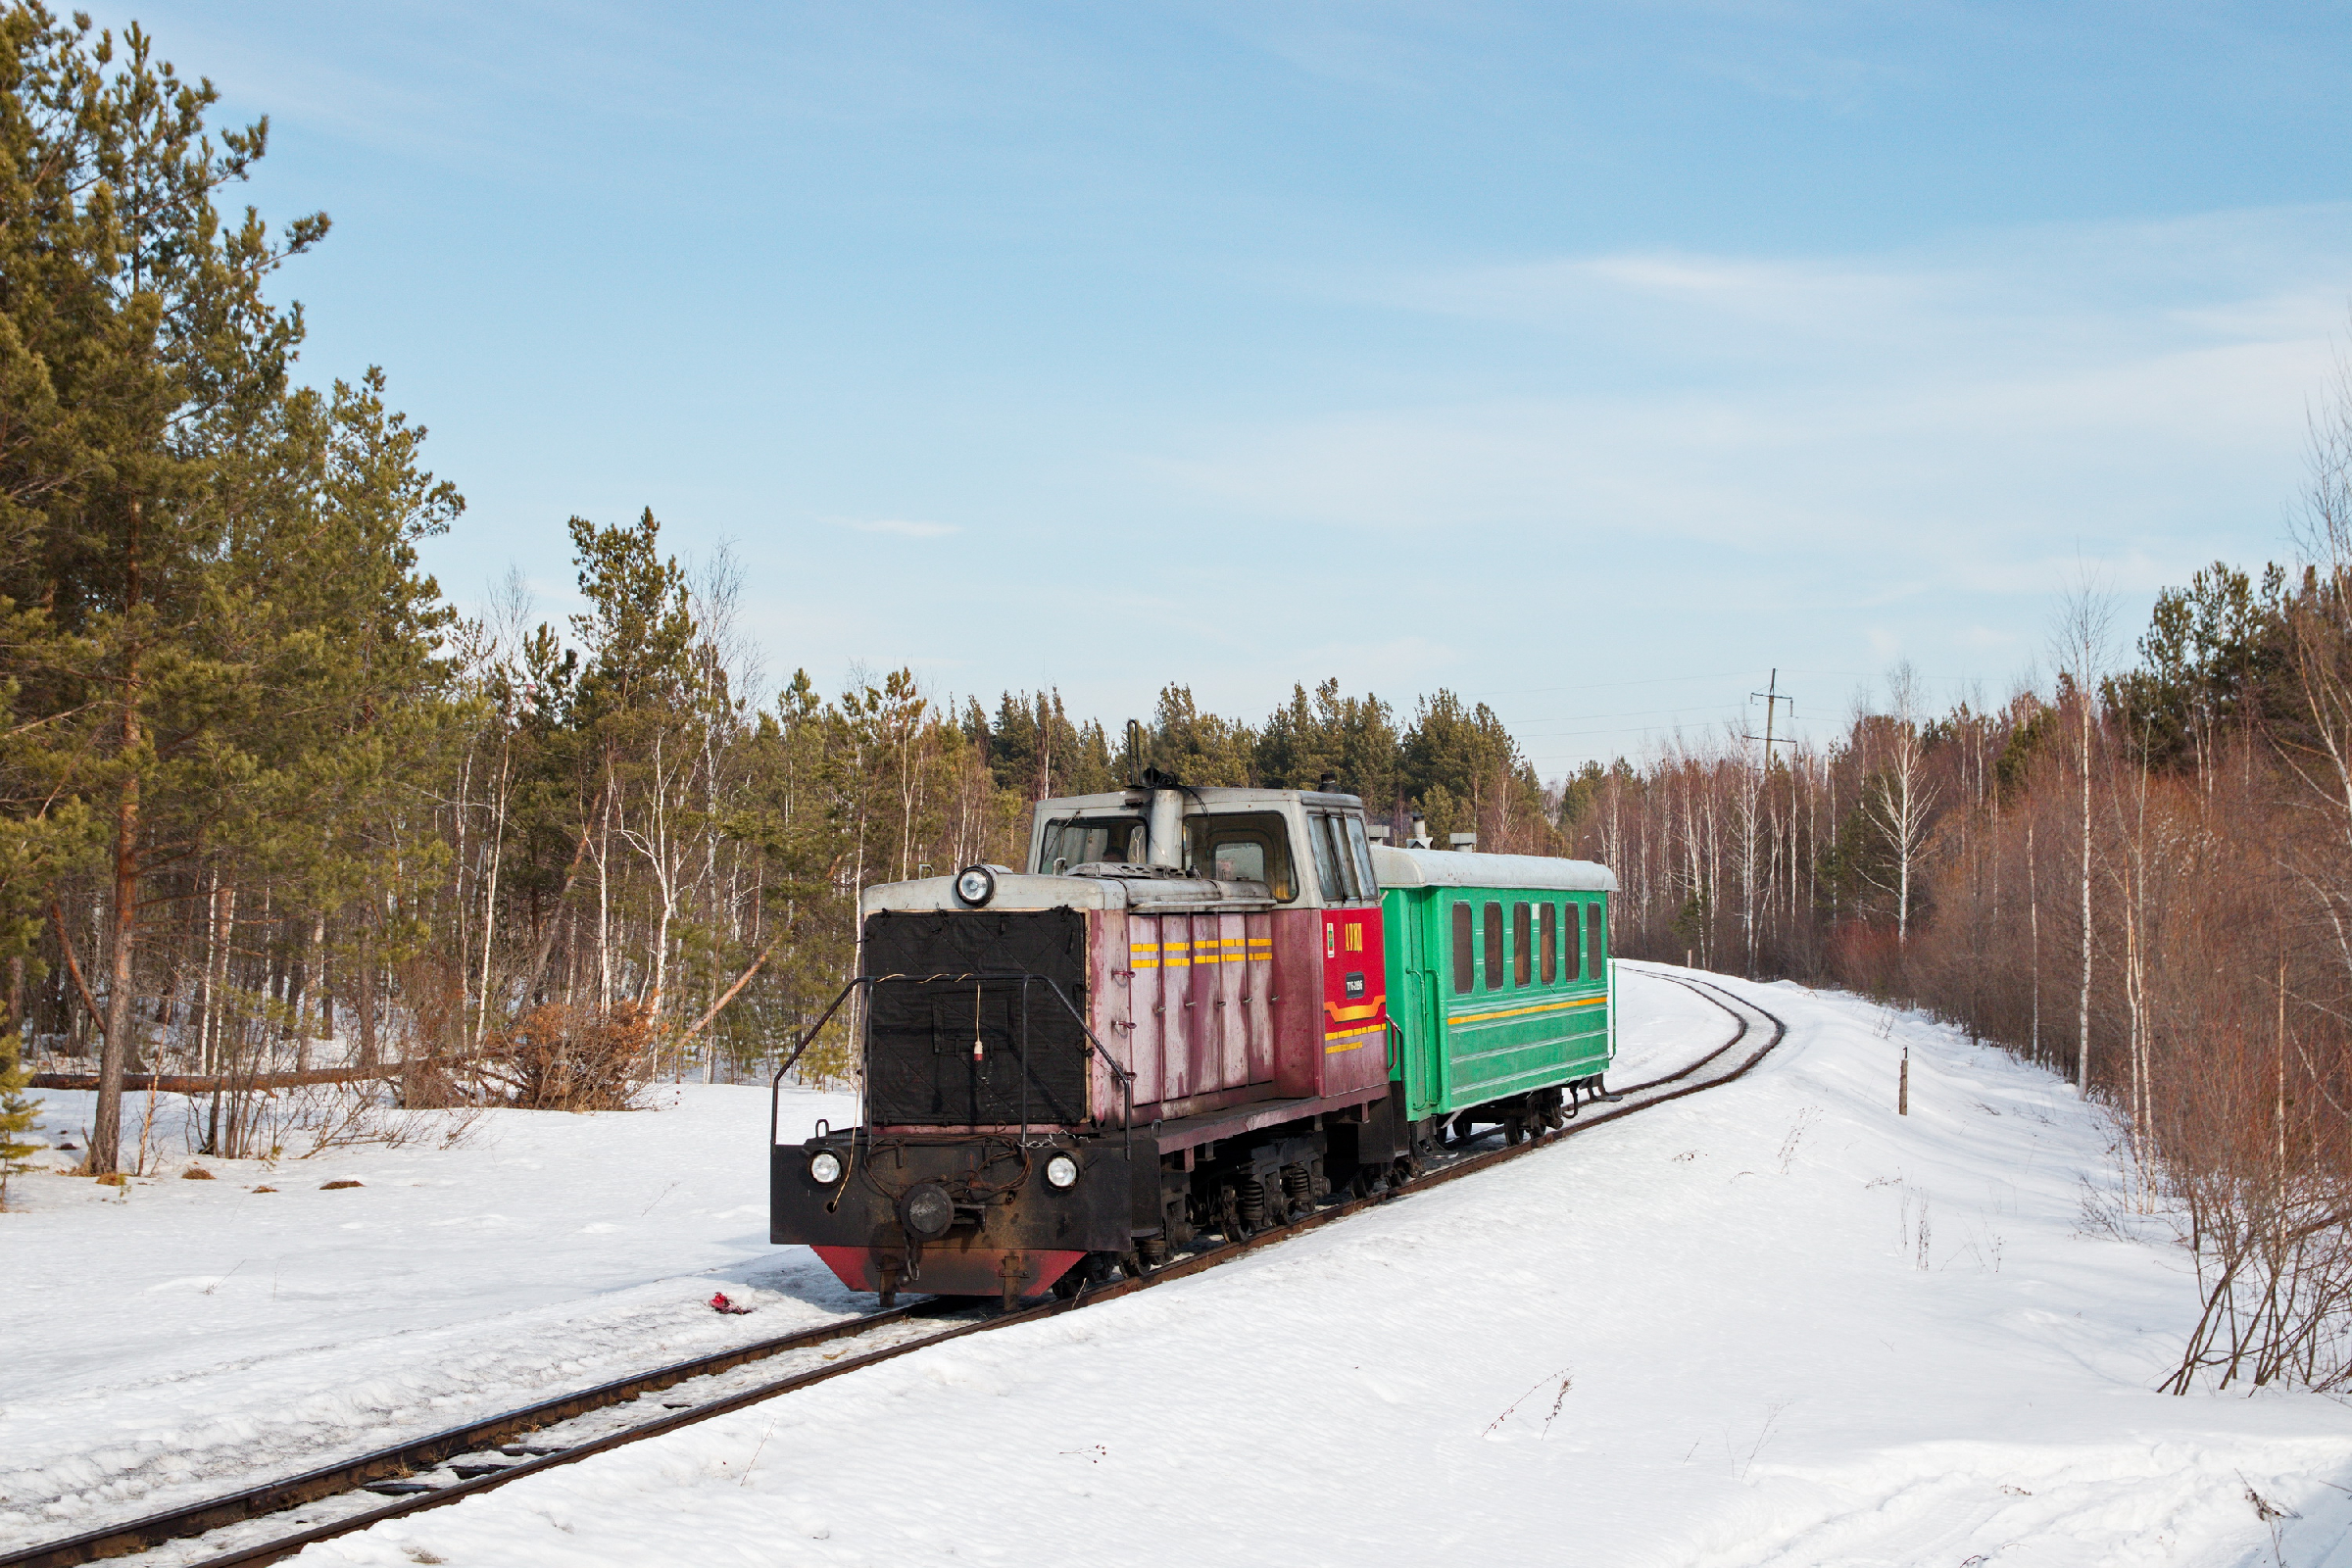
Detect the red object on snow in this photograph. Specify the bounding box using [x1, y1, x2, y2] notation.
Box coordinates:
[709, 1292, 753, 1315]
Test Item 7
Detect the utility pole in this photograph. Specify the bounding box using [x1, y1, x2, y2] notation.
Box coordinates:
[1736, 669, 1800, 982]
[1745, 669, 1796, 762]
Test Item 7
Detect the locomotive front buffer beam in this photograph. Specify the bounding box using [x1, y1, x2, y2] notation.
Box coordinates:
[775, 1130, 1147, 1309]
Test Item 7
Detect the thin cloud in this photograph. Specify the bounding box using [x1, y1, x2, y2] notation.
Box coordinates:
[1162, 206, 2348, 567]
[849, 518, 960, 539]
[1368, 204, 2352, 356]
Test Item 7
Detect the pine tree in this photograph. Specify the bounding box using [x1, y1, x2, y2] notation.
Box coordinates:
[1150, 684, 1254, 785]
[0, 1028, 42, 1204]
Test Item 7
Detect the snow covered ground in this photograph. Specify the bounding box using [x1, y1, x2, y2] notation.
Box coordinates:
[9, 965, 2352, 1565]
[0, 1076, 861, 1549]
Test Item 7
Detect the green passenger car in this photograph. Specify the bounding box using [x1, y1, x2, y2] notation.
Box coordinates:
[1370, 846, 1618, 1130]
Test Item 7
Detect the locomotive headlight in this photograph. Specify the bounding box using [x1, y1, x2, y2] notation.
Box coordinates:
[953, 864, 998, 907]
[1044, 1152, 1079, 1190]
[899, 1182, 956, 1240]
[808, 1150, 843, 1185]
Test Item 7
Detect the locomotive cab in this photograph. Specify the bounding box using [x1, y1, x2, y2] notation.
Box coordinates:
[771, 782, 1399, 1307]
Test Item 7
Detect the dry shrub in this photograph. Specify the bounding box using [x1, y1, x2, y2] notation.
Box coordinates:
[1827, 919, 1904, 1000]
[396, 1057, 473, 1109]
[287, 1081, 487, 1155]
[475, 1003, 653, 1111]
[2164, 1162, 2352, 1393]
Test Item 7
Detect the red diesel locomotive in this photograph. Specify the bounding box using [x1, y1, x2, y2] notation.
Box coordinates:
[770, 776, 1415, 1307]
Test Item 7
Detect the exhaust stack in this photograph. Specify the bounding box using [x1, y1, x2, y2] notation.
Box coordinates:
[1148, 788, 1185, 870]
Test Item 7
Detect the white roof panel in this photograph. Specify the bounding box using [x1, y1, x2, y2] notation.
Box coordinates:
[1371, 845, 1618, 893]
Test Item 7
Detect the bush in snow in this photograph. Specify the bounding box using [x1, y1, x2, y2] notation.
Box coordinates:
[469, 1004, 652, 1112]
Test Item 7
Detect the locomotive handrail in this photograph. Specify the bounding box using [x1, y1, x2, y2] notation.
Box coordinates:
[767, 979, 866, 1147]
[768, 970, 1137, 1172]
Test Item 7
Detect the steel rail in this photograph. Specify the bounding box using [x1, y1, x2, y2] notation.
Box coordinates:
[0, 1303, 953, 1568]
[9, 971, 1783, 1568]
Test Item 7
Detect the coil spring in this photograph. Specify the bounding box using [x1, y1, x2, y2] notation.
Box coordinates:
[1282, 1164, 1312, 1204]
[1237, 1179, 1266, 1232]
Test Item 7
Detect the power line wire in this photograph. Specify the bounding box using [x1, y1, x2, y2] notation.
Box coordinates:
[1465, 670, 1754, 699]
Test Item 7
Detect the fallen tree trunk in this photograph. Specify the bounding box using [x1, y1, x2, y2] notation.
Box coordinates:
[673, 936, 783, 1048]
[33, 1062, 415, 1093]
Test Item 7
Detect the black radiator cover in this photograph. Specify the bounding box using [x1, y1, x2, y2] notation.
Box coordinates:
[862, 907, 1091, 1126]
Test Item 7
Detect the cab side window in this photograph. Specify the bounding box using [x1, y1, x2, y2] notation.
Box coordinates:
[1321, 815, 1360, 900]
[1302, 810, 1380, 906]
[1306, 812, 1345, 903]
[1452, 902, 1475, 994]
[1344, 814, 1379, 901]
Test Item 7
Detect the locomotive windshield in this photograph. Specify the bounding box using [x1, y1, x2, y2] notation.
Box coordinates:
[1038, 815, 1147, 868]
[1035, 808, 1300, 901]
[1184, 812, 1297, 901]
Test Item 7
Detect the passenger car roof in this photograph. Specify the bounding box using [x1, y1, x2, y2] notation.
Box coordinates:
[1370, 845, 1618, 893]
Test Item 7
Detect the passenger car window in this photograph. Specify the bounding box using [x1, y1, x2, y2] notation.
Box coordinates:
[1484, 903, 1504, 990]
[1540, 904, 1557, 985]
[1590, 901, 1607, 977]
[1570, 903, 1586, 980]
[1512, 904, 1531, 987]
[1452, 902, 1474, 994]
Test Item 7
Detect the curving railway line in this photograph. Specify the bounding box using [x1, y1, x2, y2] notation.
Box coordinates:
[3, 973, 1783, 1568]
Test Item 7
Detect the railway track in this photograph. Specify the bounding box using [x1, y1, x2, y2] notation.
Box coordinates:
[6, 971, 1785, 1568]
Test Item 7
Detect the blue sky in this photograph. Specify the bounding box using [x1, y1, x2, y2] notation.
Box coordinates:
[138, 1, 2352, 774]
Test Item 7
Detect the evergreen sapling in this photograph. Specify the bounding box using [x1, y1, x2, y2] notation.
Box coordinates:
[0, 1031, 44, 1205]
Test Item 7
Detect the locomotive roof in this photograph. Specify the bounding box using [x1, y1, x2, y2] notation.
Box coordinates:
[1035, 786, 1365, 812]
[1371, 844, 1618, 893]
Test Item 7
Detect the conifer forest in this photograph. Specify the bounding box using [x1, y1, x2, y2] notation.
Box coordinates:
[11, 11, 2352, 1383]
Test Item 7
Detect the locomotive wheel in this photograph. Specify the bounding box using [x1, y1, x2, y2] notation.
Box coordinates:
[1055, 1250, 1124, 1299]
